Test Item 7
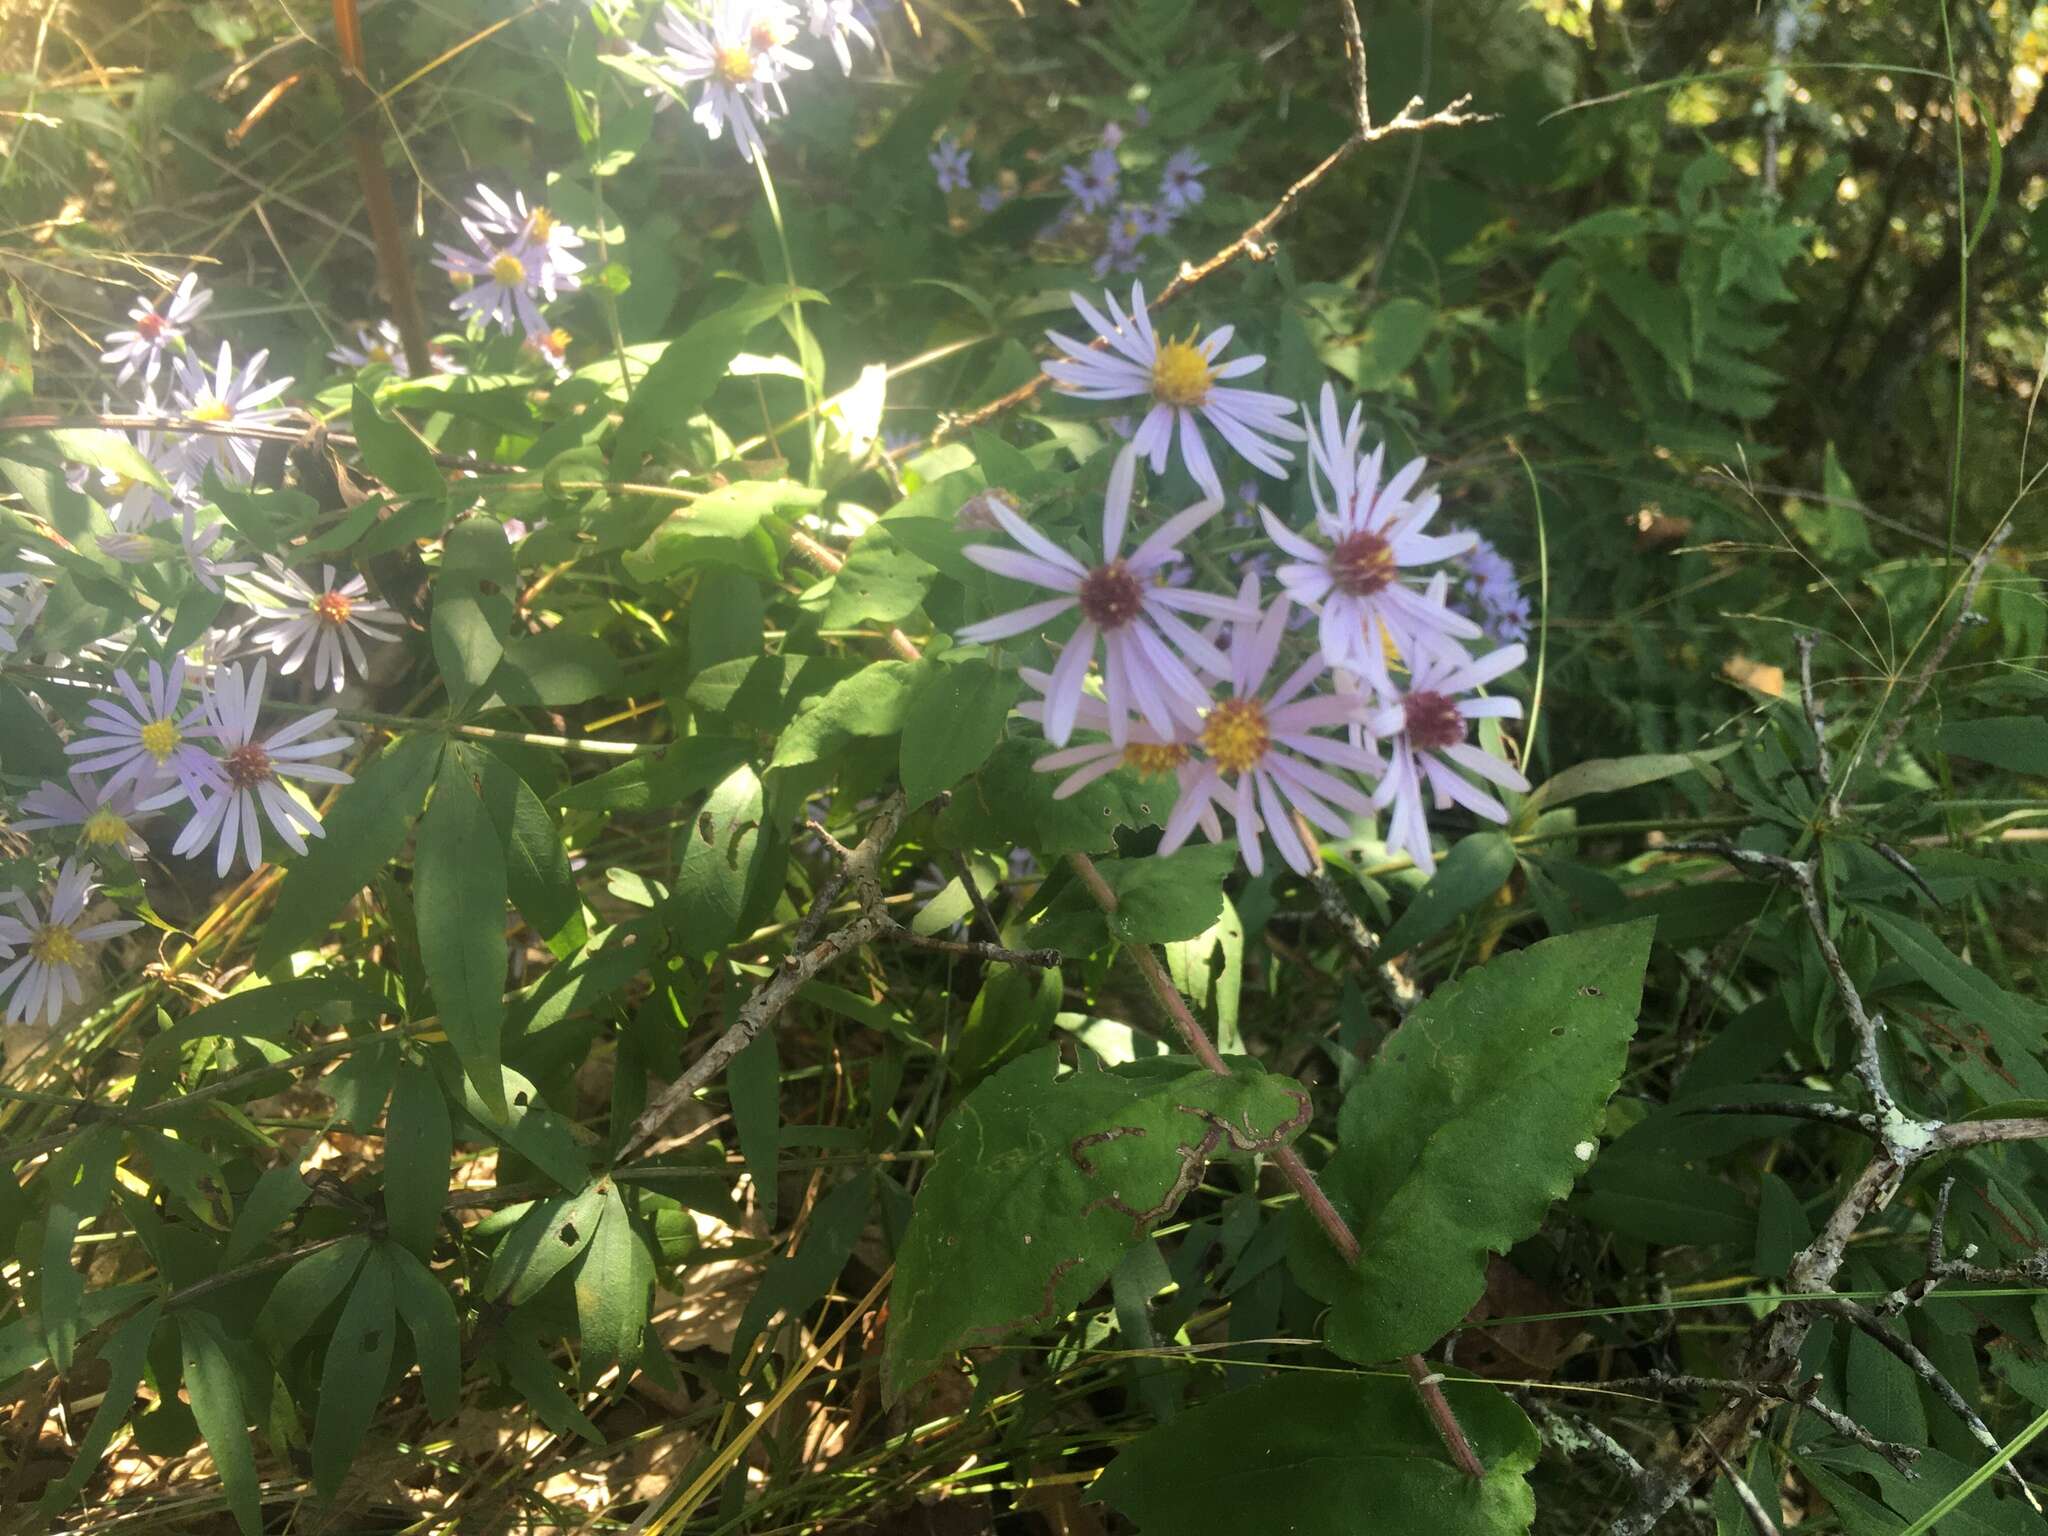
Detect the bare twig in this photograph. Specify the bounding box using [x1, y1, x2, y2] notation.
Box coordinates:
[1618, 1373, 1922, 1473]
[1815, 1297, 2003, 1459]
[1672, 840, 1920, 1161]
[949, 849, 1006, 946]
[933, 0, 1486, 443]
[615, 792, 913, 1161]
[1707, 1439, 1784, 1536]
[1307, 867, 1418, 1015]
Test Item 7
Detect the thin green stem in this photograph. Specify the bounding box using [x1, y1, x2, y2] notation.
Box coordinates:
[752, 151, 823, 481]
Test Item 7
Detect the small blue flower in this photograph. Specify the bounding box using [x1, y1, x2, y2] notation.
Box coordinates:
[1062, 146, 1120, 212]
[1161, 147, 1209, 212]
[931, 136, 972, 193]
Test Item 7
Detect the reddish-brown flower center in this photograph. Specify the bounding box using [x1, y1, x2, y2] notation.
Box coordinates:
[137, 311, 167, 341]
[1077, 560, 1146, 630]
[1329, 530, 1395, 597]
[1402, 691, 1465, 752]
[311, 590, 354, 626]
[223, 742, 273, 789]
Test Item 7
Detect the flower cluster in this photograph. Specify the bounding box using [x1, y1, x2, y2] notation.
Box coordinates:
[0, 657, 351, 1027]
[432, 181, 586, 352]
[641, 0, 877, 164]
[936, 120, 1213, 280]
[960, 287, 1531, 878]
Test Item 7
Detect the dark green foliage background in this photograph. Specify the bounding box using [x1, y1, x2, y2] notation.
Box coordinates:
[1, 0, 2046, 1532]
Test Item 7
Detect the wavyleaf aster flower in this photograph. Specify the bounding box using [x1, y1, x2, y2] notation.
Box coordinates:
[0, 860, 141, 1028]
[1263, 384, 1479, 692]
[1043, 283, 1303, 499]
[1158, 578, 1379, 878]
[172, 660, 354, 877]
[1365, 643, 1530, 877]
[957, 445, 1248, 747]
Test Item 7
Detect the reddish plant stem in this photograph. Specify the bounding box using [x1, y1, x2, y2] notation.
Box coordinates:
[1067, 852, 1486, 1481]
[331, 0, 434, 379]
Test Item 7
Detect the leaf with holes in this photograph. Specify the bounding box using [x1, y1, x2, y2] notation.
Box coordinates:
[486, 1179, 609, 1305]
[885, 1048, 1310, 1400]
[1293, 921, 1654, 1363]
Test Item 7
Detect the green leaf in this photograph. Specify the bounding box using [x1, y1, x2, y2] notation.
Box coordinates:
[729, 1028, 782, 1228]
[137, 973, 390, 1078]
[468, 745, 586, 955]
[622, 480, 818, 584]
[223, 1167, 312, 1268]
[1344, 298, 1435, 392]
[770, 660, 925, 771]
[1524, 256, 1590, 396]
[178, 1314, 261, 1535]
[1377, 831, 1517, 955]
[36, 1300, 163, 1521]
[551, 736, 750, 814]
[1861, 909, 2048, 1098]
[933, 737, 1166, 856]
[611, 284, 814, 471]
[451, 1060, 593, 1192]
[671, 762, 768, 953]
[431, 517, 517, 712]
[954, 962, 1064, 1081]
[1298, 921, 1654, 1363]
[1522, 744, 1738, 814]
[1165, 894, 1244, 1052]
[312, 1244, 398, 1498]
[389, 1243, 462, 1420]
[351, 386, 444, 498]
[1095, 843, 1239, 945]
[1937, 717, 2048, 777]
[489, 633, 627, 709]
[1596, 265, 1692, 397]
[49, 428, 172, 493]
[899, 659, 1018, 806]
[0, 681, 68, 781]
[384, 1058, 452, 1258]
[573, 1184, 655, 1377]
[1091, 1373, 1538, 1535]
[885, 1048, 1310, 1399]
[416, 752, 511, 1115]
[823, 524, 937, 628]
[257, 733, 443, 970]
[486, 1179, 608, 1304]
[39, 1125, 119, 1371]
[256, 1236, 371, 1355]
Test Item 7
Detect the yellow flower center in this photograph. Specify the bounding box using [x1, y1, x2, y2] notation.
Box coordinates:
[29, 925, 82, 968]
[138, 717, 180, 761]
[717, 45, 757, 82]
[1201, 697, 1270, 776]
[81, 808, 130, 848]
[528, 207, 556, 240]
[312, 590, 354, 626]
[367, 343, 392, 364]
[749, 20, 791, 50]
[1123, 741, 1188, 777]
[489, 252, 527, 287]
[188, 397, 231, 423]
[1150, 339, 1214, 408]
